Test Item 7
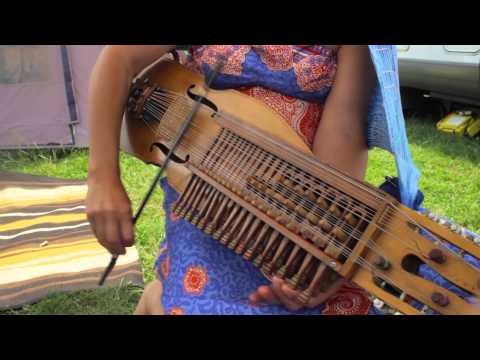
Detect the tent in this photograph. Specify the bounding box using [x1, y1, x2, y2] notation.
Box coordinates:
[0, 45, 104, 149]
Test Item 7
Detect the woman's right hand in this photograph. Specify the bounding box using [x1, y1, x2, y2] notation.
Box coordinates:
[86, 46, 175, 256]
[86, 175, 134, 256]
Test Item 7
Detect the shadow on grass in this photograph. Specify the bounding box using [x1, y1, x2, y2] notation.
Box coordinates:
[0, 148, 90, 181]
[406, 117, 480, 165]
[0, 148, 84, 165]
[0, 281, 143, 315]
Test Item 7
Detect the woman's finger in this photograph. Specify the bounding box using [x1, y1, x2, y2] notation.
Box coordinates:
[91, 215, 109, 252]
[270, 278, 303, 311]
[257, 285, 281, 304]
[307, 278, 346, 308]
[280, 282, 300, 301]
[104, 214, 126, 255]
[119, 211, 134, 248]
[249, 285, 281, 306]
[87, 215, 97, 239]
[248, 291, 262, 305]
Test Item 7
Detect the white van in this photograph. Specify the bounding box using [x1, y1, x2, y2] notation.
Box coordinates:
[397, 45, 480, 107]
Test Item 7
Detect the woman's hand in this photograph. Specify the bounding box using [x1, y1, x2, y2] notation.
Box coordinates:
[86, 46, 175, 256]
[249, 276, 345, 311]
[247, 46, 374, 312]
[86, 175, 134, 256]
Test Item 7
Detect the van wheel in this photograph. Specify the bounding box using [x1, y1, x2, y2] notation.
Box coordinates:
[401, 87, 447, 120]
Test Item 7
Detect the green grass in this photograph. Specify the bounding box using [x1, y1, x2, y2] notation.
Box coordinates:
[0, 148, 165, 315]
[0, 117, 479, 314]
[366, 118, 480, 233]
[4, 280, 143, 315]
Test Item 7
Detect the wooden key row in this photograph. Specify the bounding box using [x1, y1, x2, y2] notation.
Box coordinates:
[246, 174, 371, 264]
[171, 174, 341, 304]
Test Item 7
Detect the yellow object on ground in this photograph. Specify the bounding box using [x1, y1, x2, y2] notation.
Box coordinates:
[437, 111, 475, 136]
[466, 117, 480, 137]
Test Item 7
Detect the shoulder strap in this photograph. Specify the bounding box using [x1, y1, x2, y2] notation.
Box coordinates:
[367, 45, 421, 208]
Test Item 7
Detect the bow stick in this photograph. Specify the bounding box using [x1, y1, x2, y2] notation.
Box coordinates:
[98, 60, 224, 286]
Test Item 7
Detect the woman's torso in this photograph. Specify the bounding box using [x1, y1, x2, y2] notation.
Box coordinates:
[184, 45, 338, 146]
[157, 45, 376, 315]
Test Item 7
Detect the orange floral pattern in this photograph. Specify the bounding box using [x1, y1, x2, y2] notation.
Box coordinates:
[241, 86, 323, 146]
[188, 45, 337, 94]
[156, 46, 376, 315]
[293, 56, 336, 92]
[322, 283, 371, 315]
[253, 45, 294, 71]
[192, 45, 251, 76]
[183, 266, 209, 295]
[161, 255, 170, 279]
[184, 45, 338, 147]
[170, 307, 185, 315]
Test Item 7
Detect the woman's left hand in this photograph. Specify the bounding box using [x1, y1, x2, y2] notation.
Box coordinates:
[248, 276, 346, 311]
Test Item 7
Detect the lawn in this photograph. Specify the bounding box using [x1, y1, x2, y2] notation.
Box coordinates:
[1, 117, 479, 315]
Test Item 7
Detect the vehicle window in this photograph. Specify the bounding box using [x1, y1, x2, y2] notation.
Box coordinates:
[444, 45, 480, 53]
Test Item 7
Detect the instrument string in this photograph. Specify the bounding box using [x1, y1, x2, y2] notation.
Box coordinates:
[150, 89, 391, 201]
[147, 93, 383, 218]
[145, 91, 478, 278]
[147, 96, 478, 272]
[145, 102, 374, 228]
[145, 98, 404, 236]
[146, 92, 475, 253]
[138, 93, 472, 310]
[142, 106, 409, 265]
[144, 98, 435, 261]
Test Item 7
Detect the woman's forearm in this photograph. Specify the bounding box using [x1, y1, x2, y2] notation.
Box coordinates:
[87, 45, 175, 183]
[87, 48, 132, 181]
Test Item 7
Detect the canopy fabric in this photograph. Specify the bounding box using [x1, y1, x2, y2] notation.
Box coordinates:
[0, 46, 103, 149]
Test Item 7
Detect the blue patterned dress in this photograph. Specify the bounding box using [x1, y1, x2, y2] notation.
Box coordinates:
[153, 45, 480, 315]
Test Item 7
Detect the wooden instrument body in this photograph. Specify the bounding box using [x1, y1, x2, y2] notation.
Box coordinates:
[123, 60, 480, 315]
[125, 60, 310, 193]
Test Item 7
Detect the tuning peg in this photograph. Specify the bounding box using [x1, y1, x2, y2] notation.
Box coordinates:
[428, 248, 447, 264]
[257, 203, 267, 212]
[299, 228, 313, 241]
[431, 292, 450, 307]
[420, 305, 436, 315]
[266, 208, 279, 218]
[282, 178, 294, 187]
[438, 218, 447, 226]
[373, 298, 385, 310]
[286, 222, 299, 233]
[373, 256, 391, 270]
[275, 215, 288, 226]
[450, 223, 460, 232]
